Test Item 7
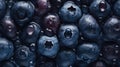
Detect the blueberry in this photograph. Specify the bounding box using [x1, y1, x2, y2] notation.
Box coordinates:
[114, 0, 120, 17]
[0, 0, 6, 20]
[77, 43, 100, 64]
[79, 14, 101, 40]
[59, 1, 82, 23]
[43, 14, 60, 36]
[20, 22, 41, 44]
[103, 16, 120, 41]
[14, 45, 35, 67]
[89, 0, 111, 19]
[1, 10, 17, 39]
[36, 0, 51, 15]
[58, 24, 79, 48]
[37, 35, 59, 58]
[11, 1, 35, 26]
[0, 37, 14, 61]
[56, 50, 76, 67]
[101, 41, 120, 65]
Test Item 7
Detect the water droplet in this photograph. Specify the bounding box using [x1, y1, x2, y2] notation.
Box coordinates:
[27, 25, 34, 35]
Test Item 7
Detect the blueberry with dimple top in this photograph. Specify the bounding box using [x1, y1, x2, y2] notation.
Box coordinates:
[0, 37, 14, 61]
[114, 0, 120, 17]
[103, 16, 120, 41]
[79, 14, 101, 40]
[56, 50, 76, 67]
[58, 24, 79, 48]
[14, 45, 35, 67]
[37, 35, 59, 58]
[43, 14, 60, 36]
[11, 1, 35, 26]
[77, 43, 100, 64]
[59, 1, 82, 23]
[89, 0, 111, 19]
[20, 22, 41, 44]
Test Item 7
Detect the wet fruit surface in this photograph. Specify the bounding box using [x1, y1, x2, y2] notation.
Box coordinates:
[0, 0, 119, 67]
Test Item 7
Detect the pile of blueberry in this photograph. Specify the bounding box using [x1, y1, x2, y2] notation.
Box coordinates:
[0, 0, 120, 67]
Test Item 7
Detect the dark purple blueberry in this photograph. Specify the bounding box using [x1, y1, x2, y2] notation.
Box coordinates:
[114, 0, 120, 17]
[0, 0, 6, 20]
[1, 10, 17, 39]
[79, 14, 101, 40]
[103, 16, 120, 41]
[14, 45, 35, 67]
[37, 35, 59, 58]
[58, 24, 79, 48]
[36, 0, 51, 15]
[101, 41, 120, 65]
[56, 50, 76, 67]
[11, 1, 35, 26]
[59, 1, 82, 23]
[43, 14, 60, 36]
[89, 0, 111, 19]
[0, 37, 14, 61]
[20, 22, 41, 44]
[77, 43, 100, 64]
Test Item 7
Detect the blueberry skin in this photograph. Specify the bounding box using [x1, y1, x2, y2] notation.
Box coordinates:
[103, 16, 120, 41]
[56, 50, 76, 67]
[20, 22, 41, 44]
[79, 14, 101, 40]
[89, 0, 111, 19]
[0, 38, 14, 61]
[14, 45, 35, 67]
[114, 0, 120, 17]
[37, 35, 59, 58]
[11, 1, 35, 26]
[59, 1, 82, 23]
[58, 24, 79, 48]
[0, 0, 6, 20]
[77, 43, 100, 64]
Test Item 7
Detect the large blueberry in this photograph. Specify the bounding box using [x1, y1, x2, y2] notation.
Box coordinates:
[59, 1, 82, 23]
[114, 0, 120, 17]
[58, 24, 79, 48]
[11, 1, 35, 26]
[37, 35, 59, 58]
[79, 14, 101, 40]
[103, 16, 120, 41]
[0, 37, 14, 61]
[89, 0, 111, 19]
[77, 43, 100, 64]
[14, 45, 35, 67]
[56, 50, 76, 67]
[20, 22, 41, 44]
